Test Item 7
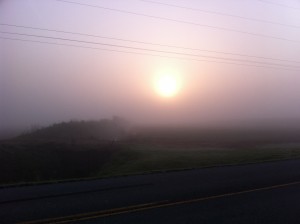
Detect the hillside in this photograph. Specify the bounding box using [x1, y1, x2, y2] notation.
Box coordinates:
[0, 118, 130, 185]
[19, 117, 129, 141]
[2, 121, 300, 185]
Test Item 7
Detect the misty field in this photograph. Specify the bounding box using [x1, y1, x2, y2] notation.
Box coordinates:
[1, 142, 300, 186]
[97, 143, 300, 177]
[1, 122, 300, 185]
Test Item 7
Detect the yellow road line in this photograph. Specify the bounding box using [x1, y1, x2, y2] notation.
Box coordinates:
[18, 180, 300, 224]
[17, 202, 166, 224]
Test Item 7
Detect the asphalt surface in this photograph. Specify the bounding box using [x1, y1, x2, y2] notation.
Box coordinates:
[1, 159, 300, 223]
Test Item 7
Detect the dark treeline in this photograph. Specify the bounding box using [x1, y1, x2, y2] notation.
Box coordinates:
[129, 126, 300, 148]
[0, 117, 130, 184]
[0, 141, 124, 184]
[20, 117, 130, 141]
[2, 119, 300, 185]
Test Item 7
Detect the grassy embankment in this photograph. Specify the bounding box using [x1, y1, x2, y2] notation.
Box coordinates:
[1, 123, 300, 185]
[98, 142, 300, 177]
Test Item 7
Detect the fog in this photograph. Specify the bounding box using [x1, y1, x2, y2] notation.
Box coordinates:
[1, 0, 300, 135]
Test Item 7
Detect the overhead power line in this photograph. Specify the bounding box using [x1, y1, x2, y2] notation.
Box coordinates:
[54, 0, 300, 44]
[140, 0, 300, 29]
[258, 0, 300, 10]
[1, 23, 299, 65]
[1, 36, 299, 71]
[1, 36, 281, 69]
[0, 36, 300, 71]
[2, 31, 300, 69]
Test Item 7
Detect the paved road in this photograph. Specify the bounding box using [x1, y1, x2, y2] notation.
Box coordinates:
[82, 182, 300, 224]
[1, 159, 300, 223]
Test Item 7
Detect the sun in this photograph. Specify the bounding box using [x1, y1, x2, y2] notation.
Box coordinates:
[155, 73, 180, 98]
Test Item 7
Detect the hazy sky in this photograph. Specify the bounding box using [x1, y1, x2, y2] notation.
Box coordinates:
[1, 0, 300, 130]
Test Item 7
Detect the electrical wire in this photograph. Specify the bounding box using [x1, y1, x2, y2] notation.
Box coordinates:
[1, 23, 299, 64]
[54, 0, 300, 44]
[1, 36, 299, 71]
[257, 0, 300, 10]
[2, 30, 300, 69]
[140, 0, 300, 29]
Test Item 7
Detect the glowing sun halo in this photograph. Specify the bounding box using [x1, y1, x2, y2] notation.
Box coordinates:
[155, 74, 180, 98]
